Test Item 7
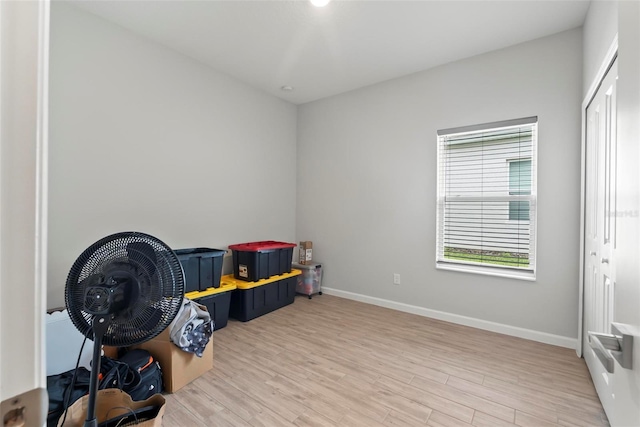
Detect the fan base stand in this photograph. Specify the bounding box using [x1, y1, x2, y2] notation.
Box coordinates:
[84, 315, 109, 427]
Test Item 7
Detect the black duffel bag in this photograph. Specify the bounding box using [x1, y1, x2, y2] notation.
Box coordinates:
[118, 349, 163, 400]
[47, 367, 90, 427]
[47, 350, 162, 426]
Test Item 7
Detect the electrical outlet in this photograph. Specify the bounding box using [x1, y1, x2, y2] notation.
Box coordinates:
[393, 273, 401, 285]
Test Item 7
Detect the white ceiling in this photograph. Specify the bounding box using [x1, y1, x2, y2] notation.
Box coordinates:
[68, 0, 591, 105]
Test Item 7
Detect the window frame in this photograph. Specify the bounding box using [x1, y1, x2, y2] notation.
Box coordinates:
[435, 117, 538, 281]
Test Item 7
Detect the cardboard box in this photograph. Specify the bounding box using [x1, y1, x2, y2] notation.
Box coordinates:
[299, 241, 313, 265]
[130, 328, 213, 393]
[58, 389, 165, 427]
[104, 327, 213, 393]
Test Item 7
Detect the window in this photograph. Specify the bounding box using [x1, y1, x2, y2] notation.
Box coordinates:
[508, 159, 531, 221]
[436, 117, 537, 279]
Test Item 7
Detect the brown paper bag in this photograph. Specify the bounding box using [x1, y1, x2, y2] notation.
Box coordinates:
[58, 388, 165, 427]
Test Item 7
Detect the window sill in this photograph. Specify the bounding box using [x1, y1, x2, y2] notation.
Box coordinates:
[436, 262, 536, 281]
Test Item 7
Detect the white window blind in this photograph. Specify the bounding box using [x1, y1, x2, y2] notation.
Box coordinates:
[436, 117, 537, 278]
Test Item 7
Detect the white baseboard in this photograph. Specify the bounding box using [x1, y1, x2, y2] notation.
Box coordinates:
[321, 287, 577, 349]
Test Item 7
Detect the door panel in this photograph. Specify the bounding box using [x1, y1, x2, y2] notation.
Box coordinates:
[584, 58, 617, 420]
[584, 6, 640, 421]
[608, 3, 640, 425]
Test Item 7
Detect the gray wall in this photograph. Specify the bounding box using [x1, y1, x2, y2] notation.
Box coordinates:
[297, 29, 583, 339]
[48, 3, 297, 308]
[583, 1, 618, 96]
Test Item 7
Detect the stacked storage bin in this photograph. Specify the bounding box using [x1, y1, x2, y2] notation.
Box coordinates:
[227, 241, 300, 321]
[185, 283, 236, 330]
[222, 270, 300, 322]
[229, 241, 296, 282]
[175, 248, 234, 331]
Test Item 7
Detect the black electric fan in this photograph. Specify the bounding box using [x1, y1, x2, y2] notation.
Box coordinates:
[65, 232, 184, 427]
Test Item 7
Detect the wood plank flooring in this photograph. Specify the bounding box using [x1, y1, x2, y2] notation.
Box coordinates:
[162, 295, 608, 426]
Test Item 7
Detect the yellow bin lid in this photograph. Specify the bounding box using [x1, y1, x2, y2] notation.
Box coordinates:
[221, 269, 302, 290]
[185, 281, 237, 299]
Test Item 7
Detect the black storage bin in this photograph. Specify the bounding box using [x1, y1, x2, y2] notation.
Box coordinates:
[192, 289, 233, 331]
[228, 241, 295, 282]
[227, 274, 298, 322]
[175, 248, 226, 293]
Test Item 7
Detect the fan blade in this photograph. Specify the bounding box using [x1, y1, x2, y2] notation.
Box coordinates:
[79, 273, 105, 289]
[138, 306, 163, 332]
[102, 262, 139, 314]
[127, 242, 157, 276]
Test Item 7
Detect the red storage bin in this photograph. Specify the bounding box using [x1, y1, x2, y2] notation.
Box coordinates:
[228, 241, 296, 282]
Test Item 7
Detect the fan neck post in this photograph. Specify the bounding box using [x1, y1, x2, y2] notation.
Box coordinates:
[84, 315, 110, 427]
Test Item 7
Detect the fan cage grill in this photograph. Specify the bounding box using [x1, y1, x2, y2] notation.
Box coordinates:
[65, 232, 184, 347]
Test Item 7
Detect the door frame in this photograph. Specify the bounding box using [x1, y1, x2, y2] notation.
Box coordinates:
[577, 35, 618, 357]
[0, 0, 49, 402]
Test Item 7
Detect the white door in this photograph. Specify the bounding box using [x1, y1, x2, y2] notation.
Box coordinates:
[0, 0, 49, 425]
[584, 57, 618, 422]
[583, 3, 640, 425]
[607, 3, 640, 426]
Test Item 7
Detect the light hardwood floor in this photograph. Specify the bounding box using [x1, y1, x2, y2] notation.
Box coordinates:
[162, 294, 608, 427]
